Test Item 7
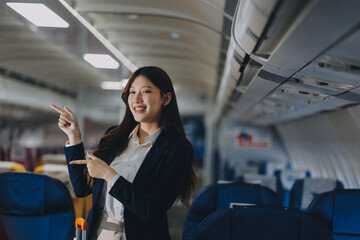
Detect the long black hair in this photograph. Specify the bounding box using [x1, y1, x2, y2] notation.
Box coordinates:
[90, 66, 197, 207]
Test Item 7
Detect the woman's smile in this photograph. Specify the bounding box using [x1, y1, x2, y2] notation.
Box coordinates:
[133, 106, 147, 113]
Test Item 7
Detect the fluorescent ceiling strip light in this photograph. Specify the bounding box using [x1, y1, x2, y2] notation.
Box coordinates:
[58, 0, 137, 72]
[101, 79, 128, 90]
[6, 2, 69, 28]
[101, 82, 123, 90]
[83, 54, 120, 69]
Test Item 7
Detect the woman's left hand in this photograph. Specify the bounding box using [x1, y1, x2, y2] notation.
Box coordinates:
[70, 153, 117, 182]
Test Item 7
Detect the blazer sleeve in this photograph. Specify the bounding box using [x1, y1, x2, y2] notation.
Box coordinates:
[64, 142, 91, 198]
[109, 140, 192, 223]
[64, 126, 117, 198]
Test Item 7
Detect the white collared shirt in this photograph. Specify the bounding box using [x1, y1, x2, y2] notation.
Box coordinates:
[100, 125, 162, 221]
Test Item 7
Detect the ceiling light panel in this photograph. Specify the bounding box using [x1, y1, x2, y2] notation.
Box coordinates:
[6, 2, 69, 28]
[101, 79, 128, 90]
[83, 54, 120, 69]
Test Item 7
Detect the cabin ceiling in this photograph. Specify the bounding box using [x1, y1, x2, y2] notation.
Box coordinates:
[0, 0, 237, 123]
[74, 0, 225, 97]
[2, 0, 358, 127]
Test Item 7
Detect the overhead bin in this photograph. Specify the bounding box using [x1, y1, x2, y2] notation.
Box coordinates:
[231, 0, 278, 55]
[220, 0, 360, 126]
[215, 0, 280, 122]
[249, 23, 360, 125]
[228, 69, 286, 120]
[237, 59, 262, 88]
[252, 0, 360, 74]
[214, 41, 245, 121]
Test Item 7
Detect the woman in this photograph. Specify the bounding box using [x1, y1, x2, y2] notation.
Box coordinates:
[50, 66, 197, 240]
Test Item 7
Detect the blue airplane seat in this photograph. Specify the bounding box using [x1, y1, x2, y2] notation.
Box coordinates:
[290, 178, 344, 211]
[307, 189, 360, 240]
[0, 146, 4, 161]
[183, 182, 281, 240]
[193, 206, 334, 240]
[223, 161, 235, 181]
[240, 173, 278, 193]
[258, 161, 286, 175]
[0, 172, 75, 240]
[275, 169, 311, 207]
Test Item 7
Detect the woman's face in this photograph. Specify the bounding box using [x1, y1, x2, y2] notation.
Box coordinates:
[128, 75, 164, 126]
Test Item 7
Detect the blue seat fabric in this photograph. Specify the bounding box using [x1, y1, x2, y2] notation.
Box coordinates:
[0, 172, 75, 240]
[183, 182, 281, 240]
[307, 189, 360, 240]
[194, 207, 334, 240]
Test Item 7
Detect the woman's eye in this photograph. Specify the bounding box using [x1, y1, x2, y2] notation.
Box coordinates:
[129, 91, 135, 94]
[143, 90, 151, 93]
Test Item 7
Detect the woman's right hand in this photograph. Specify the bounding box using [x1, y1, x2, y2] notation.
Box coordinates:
[50, 104, 82, 144]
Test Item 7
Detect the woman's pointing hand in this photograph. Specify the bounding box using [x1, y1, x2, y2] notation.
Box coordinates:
[50, 104, 81, 144]
[70, 153, 117, 182]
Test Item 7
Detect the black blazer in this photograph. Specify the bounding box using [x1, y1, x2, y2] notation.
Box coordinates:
[64, 128, 191, 240]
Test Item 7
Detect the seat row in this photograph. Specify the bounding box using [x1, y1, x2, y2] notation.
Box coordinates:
[0, 146, 63, 171]
[0, 153, 92, 221]
[183, 182, 360, 240]
[234, 169, 344, 210]
[0, 172, 75, 240]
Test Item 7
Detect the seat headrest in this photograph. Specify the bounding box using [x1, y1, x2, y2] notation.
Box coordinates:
[217, 182, 280, 208]
[183, 182, 281, 240]
[0, 172, 73, 216]
[277, 169, 310, 190]
[241, 173, 277, 192]
[308, 189, 360, 236]
[292, 178, 344, 210]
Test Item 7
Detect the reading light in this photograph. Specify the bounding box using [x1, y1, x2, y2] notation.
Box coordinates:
[83, 54, 120, 69]
[6, 2, 69, 28]
[170, 32, 180, 39]
[126, 14, 139, 19]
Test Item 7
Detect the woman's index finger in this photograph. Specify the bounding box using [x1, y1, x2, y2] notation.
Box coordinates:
[50, 104, 65, 114]
[70, 160, 89, 165]
[64, 106, 75, 118]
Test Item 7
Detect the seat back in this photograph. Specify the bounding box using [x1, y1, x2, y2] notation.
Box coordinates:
[183, 182, 281, 240]
[0, 161, 26, 173]
[259, 161, 286, 175]
[4, 147, 37, 171]
[0, 172, 75, 240]
[0, 146, 4, 161]
[275, 169, 311, 206]
[34, 164, 74, 198]
[193, 206, 334, 240]
[307, 189, 360, 240]
[291, 178, 344, 211]
[241, 173, 278, 192]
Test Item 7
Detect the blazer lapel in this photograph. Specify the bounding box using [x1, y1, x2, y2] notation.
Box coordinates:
[133, 131, 169, 186]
